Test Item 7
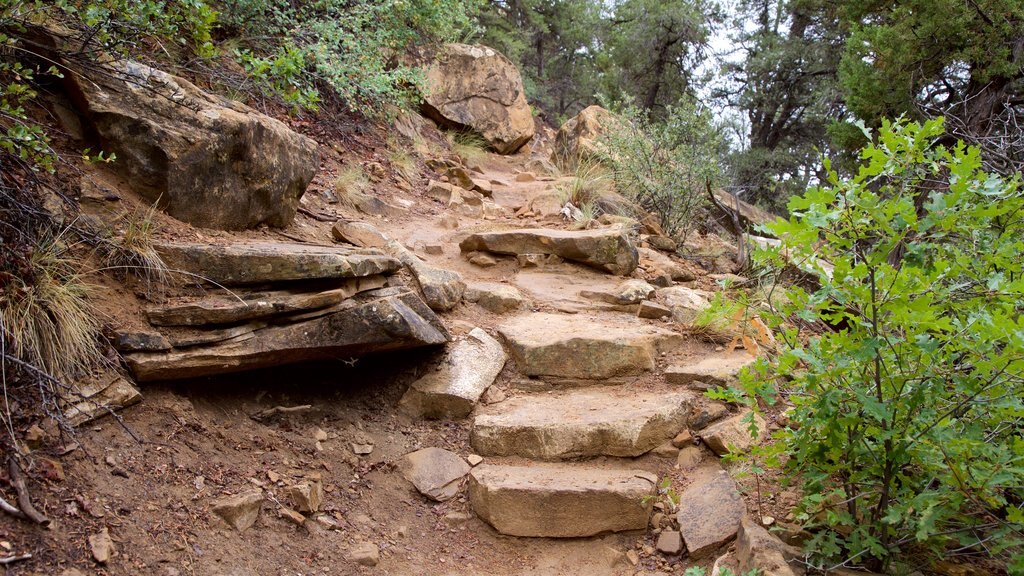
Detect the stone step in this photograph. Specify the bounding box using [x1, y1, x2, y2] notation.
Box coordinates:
[471, 389, 694, 459]
[468, 463, 657, 537]
[498, 312, 683, 380]
[458, 226, 639, 275]
[665, 351, 756, 390]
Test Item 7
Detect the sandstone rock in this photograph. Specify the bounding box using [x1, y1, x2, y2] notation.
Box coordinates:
[676, 465, 745, 559]
[89, 527, 114, 564]
[638, 300, 672, 319]
[657, 286, 711, 321]
[470, 177, 493, 197]
[212, 489, 264, 532]
[331, 221, 389, 249]
[665, 352, 756, 390]
[672, 430, 693, 447]
[580, 279, 655, 305]
[469, 463, 656, 537]
[283, 481, 323, 513]
[689, 401, 730, 430]
[156, 241, 398, 286]
[471, 389, 693, 459]
[398, 447, 470, 502]
[278, 505, 307, 527]
[347, 542, 380, 567]
[656, 530, 683, 555]
[736, 515, 801, 576]
[463, 282, 526, 314]
[466, 454, 484, 466]
[125, 289, 449, 381]
[701, 410, 767, 456]
[652, 441, 680, 459]
[481, 386, 507, 404]
[460, 227, 639, 275]
[146, 281, 386, 326]
[400, 328, 507, 419]
[447, 167, 476, 190]
[427, 180, 482, 208]
[69, 60, 318, 230]
[551, 105, 615, 167]
[422, 44, 534, 154]
[388, 240, 465, 312]
[640, 247, 695, 282]
[113, 330, 171, 352]
[514, 171, 536, 182]
[648, 236, 678, 252]
[63, 374, 142, 426]
[676, 446, 704, 469]
[424, 244, 444, 255]
[498, 313, 682, 379]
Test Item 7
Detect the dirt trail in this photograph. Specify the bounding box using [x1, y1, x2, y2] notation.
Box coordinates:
[1, 145, 784, 576]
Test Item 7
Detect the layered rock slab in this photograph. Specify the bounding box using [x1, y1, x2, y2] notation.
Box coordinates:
[471, 389, 694, 459]
[459, 227, 639, 275]
[676, 465, 746, 559]
[400, 328, 507, 419]
[665, 352, 756, 390]
[156, 241, 398, 285]
[497, 313, 683, 379]
[469, 463, 656, 537]
[125, 289, 449, 381]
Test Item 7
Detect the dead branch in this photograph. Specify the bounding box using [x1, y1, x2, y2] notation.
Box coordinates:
[8, 457, 49, 525]
[0, 554, 32, 565]
[251, 405, 312, 421]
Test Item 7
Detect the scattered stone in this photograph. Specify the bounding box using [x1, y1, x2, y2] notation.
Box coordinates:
[656, 530, 683, 555]
[736, 516, 801, 576]
[676, 446, 703, 469]
[515, 172, 536, 182]
[314, 428, 328, 442]
[352, 443, 374, 455]
[468, 252, 498, 267]
[498, 313, 683, 379]
[672, 430, 693, 448]
[447, 167, 476, 190]
[648, 236, 678, 252]
[665, 353, 756, 390]
[676, 465, 745, 559]
[155, 241, 398, 286]
[625, 549, 640, 566]
[472, 389, 693, 459]
[424, 244, 444, 255]
[284, 481, 323, 513]
[89, 527, 114, 564]
[388, 240, 465, 312]
[469, 463, 656, 537]
[466, 454, 484, 466]
[516, 253, 546, 267]
[68, 59, 318, 230]
[279, 505, 307, 527]
[470, 178, 493, 197]
[657, 286, 711, 322]
[331, 221, 389, 249]
[481, 386, 507, 405]
[113, 330, 171, 352]
[688, 402, 730, 430]
[639, 248, 696, 282]
[439, 214, 460, 229]
[400, 328, 507, 419]
[651, 512, 666, 529]
[638, 300, 672, 319]
[463, 283, 526, 314]
[212, 490, 264, 532]
[701, 410, 767, 456]
[651, 441, 680, 459]
[460, 227, 639, 275]
[580, 279, 655, 305]
[399, 447, 470, 502]
[347, 542, 380, 567]
[63, 374, 143, 426]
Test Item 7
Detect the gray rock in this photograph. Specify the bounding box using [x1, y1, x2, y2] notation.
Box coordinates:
[638, 300, 672, 319]
[400, 328, 507, 419]
[388, 240, 465, 312]
[469, 463, 656, 537]
[460, 227, 639, 275]
[331, 221, 389, 249]
[212, 489, 264, 532]
[69, 59, 317, 230]
[676, 465, 745, 559]
[399, 447, 471, 501]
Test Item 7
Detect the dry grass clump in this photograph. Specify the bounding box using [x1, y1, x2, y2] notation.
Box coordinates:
[447, 130, 488, 164]
[97, 205, 169, 291]
[334, 164, 371, 207]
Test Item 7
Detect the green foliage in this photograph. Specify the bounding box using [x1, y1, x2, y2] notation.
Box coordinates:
[745, 118, 1024, 570]
[217, 0, 480, 115]
[597, 97, 722, 241]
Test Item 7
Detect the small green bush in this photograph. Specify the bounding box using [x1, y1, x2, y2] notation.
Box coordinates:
[746, 118, 1024, 572]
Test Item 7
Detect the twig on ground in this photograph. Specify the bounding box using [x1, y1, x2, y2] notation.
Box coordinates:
[0, 553, 32, 565]
[8, 457, 49, 525]
[251, 404, 312, 421]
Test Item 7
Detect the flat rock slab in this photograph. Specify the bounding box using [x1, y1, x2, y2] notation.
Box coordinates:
[146, 277, 386, 326]
[472, 389, 694, 459]
[665, 352, 756, 390]
[400, 328, 507, 419]
[459, 227, 639, 275]
[498, 313, 683, 379]
[399, 447, 470, 502]
[676, 465, 746, 559]
[464, 282, 526, 314]
[701, 409, 766, 456]
[156, 241, 399, 285]
[125, 289, 449, 381]
[469, 463, 656, 537]
[387, 240, 465, 312]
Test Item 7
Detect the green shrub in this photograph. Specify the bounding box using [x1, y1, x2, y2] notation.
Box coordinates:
[597, 97, 721, 241]
[746, 118, 1024, 571]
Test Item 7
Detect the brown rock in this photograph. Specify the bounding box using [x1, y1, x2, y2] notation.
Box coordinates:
[463, 283, 526, 314]
[676, 446, 704, 469]
[701, 410, 767, 456]
[422, 44, 534, 154]
[656, 530, 683, 555]
[460, 227, 639, 275]
[672, 430, 693, 448]
[398, 447, 471, 502]
[347, 542, 380, 567]
[63, 374, 142, 427]
[665, 352, 756, 390]
[388, 240, 465, 312]
[638, 300, 672, 319]
[688, 402, 730, 430]
[331, 221, 389, 249]
[468, 252, 498, 267]
[284, 481, 323, 513]
[69, 59, 318, 230]
[676, 465, 745, 559]
[735, 516, 801, 576]
[89, 527, 115, 564]
[211, 489, 264, 532]
[551, 105, 616, 167]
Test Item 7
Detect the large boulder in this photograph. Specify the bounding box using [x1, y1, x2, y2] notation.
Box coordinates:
[68, 60, 319, 230]
[551, 105, 616, 167]
[422, 44, 534, 154]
